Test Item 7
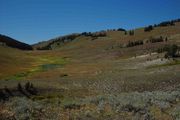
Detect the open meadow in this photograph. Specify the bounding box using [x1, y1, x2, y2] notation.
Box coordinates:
[0, 21, 180, 120]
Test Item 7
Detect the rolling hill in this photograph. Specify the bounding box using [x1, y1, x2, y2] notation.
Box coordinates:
[33, 19, 180, 52]
[0, 34, 32, 50]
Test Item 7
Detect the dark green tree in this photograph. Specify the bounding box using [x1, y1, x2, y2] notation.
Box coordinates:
[17, 83, 22, 92]
[164, 44, 178, 57]
[124, 31, 127, 35]
[25, 82, 30, 91]
[144, 25, 153, 32]
[129, 30, 134, 36]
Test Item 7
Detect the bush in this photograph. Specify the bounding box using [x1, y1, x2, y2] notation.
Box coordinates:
[164, 44, 178, 58]
[171, 106, 180, 120]
[0, 90, 7, 101]
[60, 74, 68, 77]
[64, 103, 81, 110]
[6, 97, 43, 120]
[4, 86, 13, 96]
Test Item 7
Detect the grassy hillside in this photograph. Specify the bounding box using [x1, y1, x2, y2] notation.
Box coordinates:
[0, 19, 180, 119]
[33, 19, 180, 52]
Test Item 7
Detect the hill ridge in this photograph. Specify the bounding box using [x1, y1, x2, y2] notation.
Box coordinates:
[0, 34, 33, 50]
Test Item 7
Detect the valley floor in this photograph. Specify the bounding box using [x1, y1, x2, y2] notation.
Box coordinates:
[0, 48, 180, 120]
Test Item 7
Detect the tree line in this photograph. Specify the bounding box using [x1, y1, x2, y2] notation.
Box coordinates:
[144, 18, 180, 32]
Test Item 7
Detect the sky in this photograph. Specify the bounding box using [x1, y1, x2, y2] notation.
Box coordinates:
[0, 0, 180, 44]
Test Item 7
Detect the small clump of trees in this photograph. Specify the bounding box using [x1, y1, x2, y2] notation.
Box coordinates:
[126, 40, 144, 47]
[164, 44, 179, 58]
[149, 36, 164, 43]
[157, 44, 179, 58]
[106, 28, 126, 32]
[144, 18, 180, 32]
[129, 30, 134, 36]
[81, 31, 107, 41]
[157, 21, 175, 27]
[146, 36, 168, 43]
[81, 31, 106, 37]
[25, 82, 37, 95]
[117, 28, 126, 31]
[81, 32, 92, 36]
[144, 25, 153, 32]
[17, 82, 37, 96]
[125, 36, 168, 48]
[0, 82, 38, 101]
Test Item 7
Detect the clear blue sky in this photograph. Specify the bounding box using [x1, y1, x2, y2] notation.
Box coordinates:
[0, 0, 180, 44]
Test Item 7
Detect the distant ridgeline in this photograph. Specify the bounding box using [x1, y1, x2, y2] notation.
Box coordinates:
[0, 34, 32, 50]
[33, 18, 180, 50]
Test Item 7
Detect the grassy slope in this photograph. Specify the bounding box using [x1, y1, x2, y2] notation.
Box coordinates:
[0, 22, 180, 120]
[0, 23, 180, 89]
[0, 46, 34, 79]
[0, 22, 179, 91]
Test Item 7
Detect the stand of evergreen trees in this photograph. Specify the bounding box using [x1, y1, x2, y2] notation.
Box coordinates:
[144, 18, 180, 32]
[126, 40, 143, 47]
[144, 25, 153, 32]
[157, 44, 179, 58]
